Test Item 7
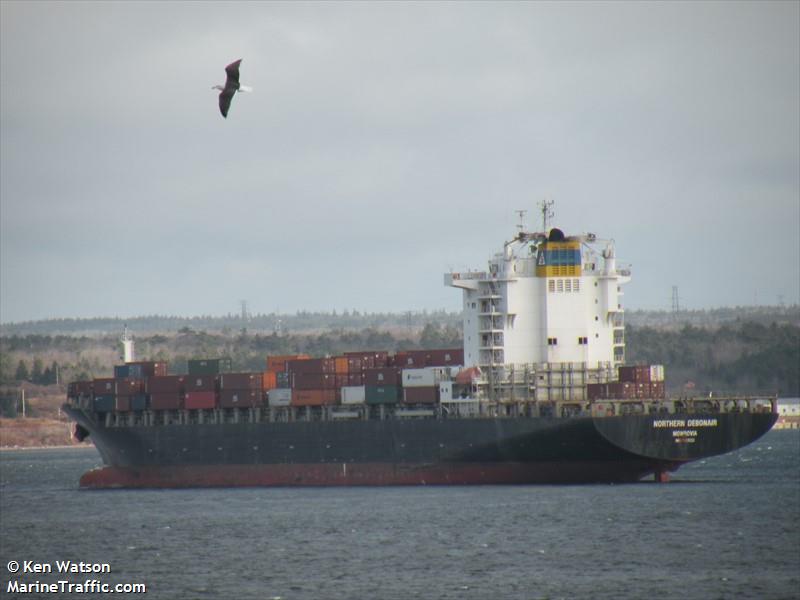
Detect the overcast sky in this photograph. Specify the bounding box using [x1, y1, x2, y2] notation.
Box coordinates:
[1, 1, 798, 324]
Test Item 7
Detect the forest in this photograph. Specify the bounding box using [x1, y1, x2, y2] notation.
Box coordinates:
[1, 305, 798, 419]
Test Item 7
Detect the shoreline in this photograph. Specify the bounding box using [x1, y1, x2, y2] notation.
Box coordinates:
[0, 443, 95, 452]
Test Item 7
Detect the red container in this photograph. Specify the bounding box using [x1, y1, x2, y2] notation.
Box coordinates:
[607, 382, 636, 399]
[150, 392, 182, 410]
[219, 389, 261, 408]
[587, 383, 606, 400]
[335, 374, 349, 388]
[116, 377, 145, 395]
[364, 367, 402, 387]
[68, 381, 94, 396]
[115, 396, 132, 412]
[618, 365, 651, 384]
[288, 358, 336, 374]
[346, 357, 363, 372]
[291, 389, 338, 406]
[347, 372, 364, 386]
[344, 352, 389, 369]
[292, 372, 337, 390]
[185, 391, 217, 409]
[147, 375, 185, 394]
[266, 354, 310, 373]
[650, 382, 666, 399]
[426, 349, 464, 366]
[219, 373, 262, 390]
[403, 386, 439, 404]
[185, 374, 217, 392]
[93, 378, 116, 395]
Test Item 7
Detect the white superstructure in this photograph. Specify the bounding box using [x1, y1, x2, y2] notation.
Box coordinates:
[445, 216, 630, 372]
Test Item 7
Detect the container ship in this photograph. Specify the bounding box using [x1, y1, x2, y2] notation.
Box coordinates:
[63, 210, 777, 488]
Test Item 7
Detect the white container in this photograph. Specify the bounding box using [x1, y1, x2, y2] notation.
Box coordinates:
[341, 385, 366, 405]
[650, 365, 665, 382]
[267, 388, 292, 407]
[439, 381, 453, 402]
[402, 367, 449, 388]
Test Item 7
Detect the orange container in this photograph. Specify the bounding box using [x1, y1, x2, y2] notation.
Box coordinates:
[262, 371, 277, 390]
[291, 388, 338, 406]
[334, 356, 349, 374]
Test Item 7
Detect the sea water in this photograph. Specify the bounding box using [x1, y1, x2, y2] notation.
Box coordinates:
[1, 430, 797, 600]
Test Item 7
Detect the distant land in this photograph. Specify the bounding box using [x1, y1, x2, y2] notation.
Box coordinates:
[2, 304, 798, 336]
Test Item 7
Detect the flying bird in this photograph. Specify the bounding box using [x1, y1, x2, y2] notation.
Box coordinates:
[212, 59, 251, 118]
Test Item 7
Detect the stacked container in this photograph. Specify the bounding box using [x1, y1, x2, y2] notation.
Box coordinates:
[219, 373, 263, 408]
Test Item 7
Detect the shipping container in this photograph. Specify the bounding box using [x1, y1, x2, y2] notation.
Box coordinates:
[185, 391, 217, 410]
[150, 392, 183, 410]
[116, 377, 145, 395]
[147, 375, 186, 394]
[291, 372, 337, 390]
[334, 357, 349, 374]
[346, 357, 362, 372]
[347, 372, 364, 386]
[130, 394, 147, 411]
[341, 385, 366, 405]
[267, 388, 292, 407]
[650, 382, 666, 399]
[184, 375, 216, 392]
[68, 381, 93, 397]
[276, 372, 291, 388]
[287, 357, 335, 374]
[618, 365, 651, 384]
[266, 354, 310, 373]
[364, 367, 402, 387]
[219, 389, 261, 408]
[291, 388, 338, 406]
[402, 367, 449, 388]
[344, 351, 389, 369]
[365, 385, 401, 405]
[219, 372, 262, 390]
[93, 395, 115, 412]
[114, 364, 136, 379]
[116, 361, 168, 378]
[93, 378, 116, 395]
[403, 386, 439, 404]
[650, 365, 665, 382]
[262, 371, 277, 390]
[439, 381, 454, 402]
[115, 396, 131, 412]
[425, 349, 464, 366]
[188, 358, 232, 376]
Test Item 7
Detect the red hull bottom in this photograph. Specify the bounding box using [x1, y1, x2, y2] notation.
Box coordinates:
[79, 461, 671, 488]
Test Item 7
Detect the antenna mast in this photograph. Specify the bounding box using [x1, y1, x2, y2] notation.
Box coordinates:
[539, 199, 554, 232]
[514, 210, 527, 234]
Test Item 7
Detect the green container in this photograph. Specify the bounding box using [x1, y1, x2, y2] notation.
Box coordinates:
[188, 358, 232, 375]
[365, 385, 401, 405]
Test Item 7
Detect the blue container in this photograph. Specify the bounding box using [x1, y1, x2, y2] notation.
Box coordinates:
[130, 394, 148, 411]
[114, 365, 130, 378]
[93, 395, 116, 413]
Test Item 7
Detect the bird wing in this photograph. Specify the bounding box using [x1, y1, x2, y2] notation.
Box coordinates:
[218, 88, 236, 118]
[224, 59, 242, 88]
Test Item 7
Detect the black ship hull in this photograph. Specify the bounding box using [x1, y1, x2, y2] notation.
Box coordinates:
[64, 407, 777, 488]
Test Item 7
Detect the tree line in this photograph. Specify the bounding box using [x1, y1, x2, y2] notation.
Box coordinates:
[1, 320, 798, 398]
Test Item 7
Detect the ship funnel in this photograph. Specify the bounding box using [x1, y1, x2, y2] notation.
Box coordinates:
[121, 326, 135, 363]
[602, 243, 617, 275]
